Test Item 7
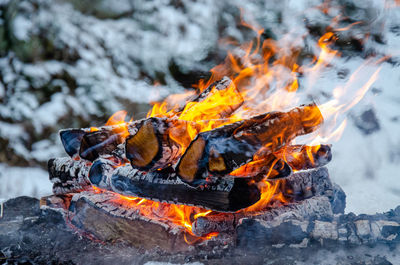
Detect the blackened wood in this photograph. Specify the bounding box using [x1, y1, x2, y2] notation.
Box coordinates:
[281, 166, 334, 201]
[59, 129, 85, 157]
[177, 103, 323, 187]
[79, 129, 125, 161]
[192, 196, 333, 237]
[191, 167, 337, 236]
[2, 196, 399, 264]
[48, 157, 92, 194]
[67, 191, 191, 252]
[88, 161, 261, 212]
[59, 77, 239, 161]
[236, 204, 400, 249]
[274, 144, 332, 171]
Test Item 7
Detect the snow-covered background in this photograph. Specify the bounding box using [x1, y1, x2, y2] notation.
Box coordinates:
[0, 0, 399, 214]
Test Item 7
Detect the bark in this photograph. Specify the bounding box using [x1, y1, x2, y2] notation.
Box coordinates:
[191, 167, 341, 236]
[88, 160, 261, 212]
[48, 157, 92, 194]
[67, 191, 190, 252]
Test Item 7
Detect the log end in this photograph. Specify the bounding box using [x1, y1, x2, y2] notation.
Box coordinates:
[177, 136, 206, 185]
[60, 129, 85, 157]
[126, 119, 159, 169]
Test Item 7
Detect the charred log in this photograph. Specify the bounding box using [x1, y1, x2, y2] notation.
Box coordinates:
[2, 196, 399, 264]
[48, 157, 92, 194]
[67, 191, 191, 252]
[236, 206, 400, 249]
[191, 167, 340, 236]
[88, 160, 261, 212]
[79, 129, 125, 161]
[59, 77, 240, 161]
[59, 129, 85, 157]
[177, 103, 323, 187]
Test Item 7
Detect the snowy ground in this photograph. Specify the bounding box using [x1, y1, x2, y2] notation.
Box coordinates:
[0, 163, 52, 203]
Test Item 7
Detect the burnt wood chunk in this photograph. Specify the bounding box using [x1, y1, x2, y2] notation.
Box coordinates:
[59, 129, 85, 157]
[191, 167, 338, 236]
[68, 191, 190, 252]
[274, 144, 332, 171]
[79, 129, 124, 161]
[88, 161, 261, 212]
[48, 157, 92, 194]
[177, 104, 323, 186]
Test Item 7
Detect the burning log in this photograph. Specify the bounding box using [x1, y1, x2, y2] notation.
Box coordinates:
[48, 157, 92, 194]
[190, 167, 341, 236]
[59, 123, 133, 160]
[177, 103, 324, 186]
[67, 191, 191, 252]
[88, 159, 261, 212]
[274, 144, 332, 171]
[79, 129, 125, 161]
[59, 77, 242, 164]
[125, 77, 243, 171]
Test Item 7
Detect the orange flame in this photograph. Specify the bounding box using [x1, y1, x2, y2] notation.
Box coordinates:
[92, 187, 217, 242]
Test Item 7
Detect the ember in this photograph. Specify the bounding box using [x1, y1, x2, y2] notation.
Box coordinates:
[46, 15, 383, 247]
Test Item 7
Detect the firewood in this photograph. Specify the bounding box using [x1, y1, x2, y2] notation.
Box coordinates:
[191, 167, 337, 236]
[177, 103, 323, 187]
[79, 129, 125, 161]
[125, 77, 243, 171]
[59, 77, 240, 162]
[59, 123, 136, 159]
[68, 191, 190, 252]
[88, 159, 261, 212]
[48, 157, 92, 194]
[59, 129, 85, 157]
[274, 144, 332, 171]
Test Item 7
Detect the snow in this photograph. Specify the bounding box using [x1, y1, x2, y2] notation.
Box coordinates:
[0, 163, 52, 202]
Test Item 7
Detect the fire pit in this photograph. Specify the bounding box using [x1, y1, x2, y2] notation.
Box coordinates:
[40, 70, 394, 254]
[38, 25, 399, 255]
[44, 78, 341, 250]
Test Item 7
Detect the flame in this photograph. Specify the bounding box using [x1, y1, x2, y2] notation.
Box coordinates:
[98, 8, 384, 241]
[104, 110, 132, 139]
[92, 187, 217, 242]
